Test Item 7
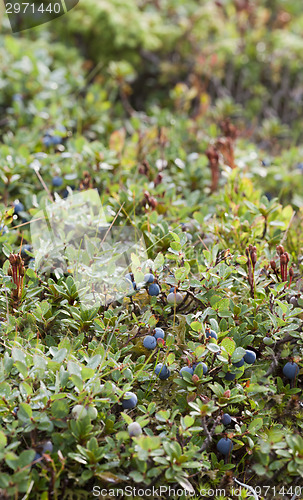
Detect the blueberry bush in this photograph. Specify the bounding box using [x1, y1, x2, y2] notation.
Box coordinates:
[1, 1, 303, 499]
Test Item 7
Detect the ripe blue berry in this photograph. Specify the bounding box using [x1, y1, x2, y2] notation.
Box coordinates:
[32, 452, 42, 467]
[217, 437, 233, 456]
[233, 358, 244, 368]
[122, 392, 138, 409]
[52, 176, 63, 187]
[149, 283, 160, 296]
[42, 441, 53, 454]
[13, 201, 24, 214]
[154, 328, 165, 340]
[225, 372, 236, 381]
[193, 362, 208, 375]
[283, 362, 299, 380]
[167, 291, 183, 304]
[143, 335, 157, 350]
[222, 413, 232, 426]
[144, 273, 154, 283]
[180, 366, 194, 377]
[244, 350, 256, 364]
[42, 135, 52, 147]
[205, 329, 217, 340]
[155, 363, 170, 380]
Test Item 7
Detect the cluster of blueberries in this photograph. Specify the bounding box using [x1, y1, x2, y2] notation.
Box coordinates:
[125, 271, 184, 305]
[143, 327, 165, 351]
[224, 348, 257, 381]
[42, 126, 66, 148]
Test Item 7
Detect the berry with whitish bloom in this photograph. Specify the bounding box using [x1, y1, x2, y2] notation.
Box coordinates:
[128, 422, 142, 437]
[122, 392, 137, 409]
[233, 358, 244, 368]
[155, 363, 170, 380]
[143, 335, 157, 349]
[244, 350, 256, 364]
[225, 372, 236, 381]
[42, 441, 53, 454]
[283, 361, 299, 380]
[154, 327, 165, 339]
[222, 413, 232, 426]
[52, 176, 63, 187]
[180, 366, 194, 377]
[167, 291, 183, 304]
[192, 362, 208, 374]
[42, 135, 52, 147]
[217, 437, 233, 456]
[144, 273, 154, 283]
[149, 283, 160, 296]
[13, 201, 24, 214]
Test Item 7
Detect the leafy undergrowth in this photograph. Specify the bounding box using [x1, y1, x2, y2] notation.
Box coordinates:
[1, 3, 303, 500]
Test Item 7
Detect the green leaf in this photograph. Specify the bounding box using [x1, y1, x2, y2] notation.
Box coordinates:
[248, 418, 263, 433]
[18, 403, 32, 422]
[221, 337, 235, 355]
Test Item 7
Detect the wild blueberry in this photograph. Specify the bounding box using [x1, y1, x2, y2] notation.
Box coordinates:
[193, 362, 208, 374]
[283, 362, 299, 380]
[205, 329, 217, 340]
[42, 441, 53, 454]
[143, 335, 157, 349]
[13, 201, 24, 214]
[217, 437, 233, 456]
[222, 413, 232, 426]
[180, 366, 194, 377]
[233, 358, 244, 368]
[244, 350, 256, 364]
[225, 372, 236, 381]
[167, 291, 183, 304]
[52, 176, 63, 187]
[21, 244, 32, 258]
[122, 392, 138, 409]
[12, 407, 18, 416]
[155, 363, 170, 380]
[32, 452, 42, 465]
[154, 328, 165, 340]
[42, 135, 52, 147]
[128, 422, 142, 437]
[149, 283, 160, 296]
[144, 273, 154, 283]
